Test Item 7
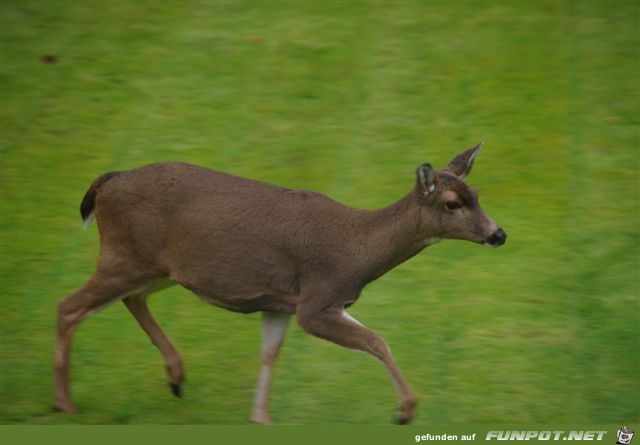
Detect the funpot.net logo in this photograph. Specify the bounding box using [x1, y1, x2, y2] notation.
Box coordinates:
[617, 427, 634, 445]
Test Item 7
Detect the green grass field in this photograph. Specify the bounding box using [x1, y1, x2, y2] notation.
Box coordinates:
[1, 0, 638, 424]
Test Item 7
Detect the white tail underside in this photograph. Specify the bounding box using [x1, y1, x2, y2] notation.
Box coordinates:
[82, 211, 95, 229]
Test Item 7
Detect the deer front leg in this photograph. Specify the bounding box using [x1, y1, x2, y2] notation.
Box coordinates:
[296, 303, 417, 424]
[123, 295, 185, 398]
[251, 311, 291, 424]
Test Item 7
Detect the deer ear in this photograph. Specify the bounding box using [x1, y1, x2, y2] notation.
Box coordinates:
[444, 141, 484, 180]
[417, 163, 436, 196]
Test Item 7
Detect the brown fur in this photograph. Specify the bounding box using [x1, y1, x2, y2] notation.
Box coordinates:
[54, 145, 505, 423]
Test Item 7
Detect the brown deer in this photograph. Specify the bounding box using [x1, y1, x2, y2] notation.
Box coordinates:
[54, 142, 506, 424]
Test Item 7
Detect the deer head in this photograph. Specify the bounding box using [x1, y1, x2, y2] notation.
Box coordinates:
[417, 142, 507, 247]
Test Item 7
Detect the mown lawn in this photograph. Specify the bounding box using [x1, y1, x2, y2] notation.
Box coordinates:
[1, 0, 638, 424]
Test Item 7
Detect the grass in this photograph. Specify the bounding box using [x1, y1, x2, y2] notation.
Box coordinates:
[1, 0, 638, 424]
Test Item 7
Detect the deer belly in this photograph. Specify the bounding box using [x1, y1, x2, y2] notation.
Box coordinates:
[167, 244, 300, 313]
[194, 291, 298, 314]
[171, 268, 299, 314]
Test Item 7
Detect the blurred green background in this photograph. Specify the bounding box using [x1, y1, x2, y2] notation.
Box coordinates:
[1, 0, 638, 424]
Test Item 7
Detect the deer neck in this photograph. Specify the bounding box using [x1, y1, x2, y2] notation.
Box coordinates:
[355, 190, 440, 283]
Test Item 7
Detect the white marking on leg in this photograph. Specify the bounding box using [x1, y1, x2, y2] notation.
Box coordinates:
[253, 365, 272, 410]
[261, 312, 290, 357]
[252, 312, 291, 419]
[342, 310, 365, 327]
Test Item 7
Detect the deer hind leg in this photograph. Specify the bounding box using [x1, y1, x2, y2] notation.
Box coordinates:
[296, 304, 417, 424]
[122, 289, 184, 398]
[54, 272, 153, 413]
[251, 311, 291, 424]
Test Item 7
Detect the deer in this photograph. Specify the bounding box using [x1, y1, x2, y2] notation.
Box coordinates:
[54, 142, 506, 424]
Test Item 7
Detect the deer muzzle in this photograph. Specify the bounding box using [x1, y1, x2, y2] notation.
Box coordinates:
[484, 227, 507, 247]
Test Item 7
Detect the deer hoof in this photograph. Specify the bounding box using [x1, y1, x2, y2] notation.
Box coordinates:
[168, 382, 182, 398]
[394, 415, 410, 425]
[54, 401, 77, 414]
[250, 409, 273, 425]
[393, 397, 417, 424]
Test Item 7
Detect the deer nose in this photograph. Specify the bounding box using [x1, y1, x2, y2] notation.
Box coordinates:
[485, 228, 506, 247]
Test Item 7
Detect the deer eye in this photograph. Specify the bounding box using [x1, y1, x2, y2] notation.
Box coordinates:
[445, 201, 462, 211]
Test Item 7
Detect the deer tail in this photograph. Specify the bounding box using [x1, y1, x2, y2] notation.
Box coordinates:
[80, 172, 120, 229]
